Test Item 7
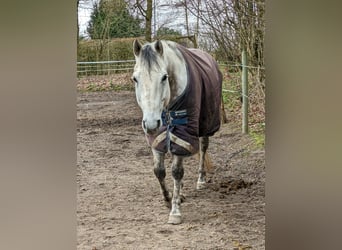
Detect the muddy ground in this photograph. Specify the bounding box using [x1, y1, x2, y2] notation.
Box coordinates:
[77, 90, 265, 249]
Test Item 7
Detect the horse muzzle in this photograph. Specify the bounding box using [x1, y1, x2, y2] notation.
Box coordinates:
[142, 119, 161, 135]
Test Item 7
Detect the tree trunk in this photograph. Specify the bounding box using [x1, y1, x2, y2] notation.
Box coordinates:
[184, 0, 190, 37]
[145, 0, 152, 41]
[77, 0, 80, 47]
[195, 0, 200, 36]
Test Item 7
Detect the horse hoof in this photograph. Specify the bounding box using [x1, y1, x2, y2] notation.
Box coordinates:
[167, 214, 182, 225]
[196, 181, 206, 190]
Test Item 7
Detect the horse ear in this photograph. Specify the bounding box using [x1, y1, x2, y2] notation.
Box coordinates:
[155, 40, 163, 56]
[133, 39, 142, 56]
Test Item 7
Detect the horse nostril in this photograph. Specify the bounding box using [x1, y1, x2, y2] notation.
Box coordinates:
[142, 120, 146, 129]
[157, 119, 161, 128]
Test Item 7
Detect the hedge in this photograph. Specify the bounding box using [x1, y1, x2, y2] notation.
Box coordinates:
[77, 36, 196, 62]
[77, 37, 140, 62]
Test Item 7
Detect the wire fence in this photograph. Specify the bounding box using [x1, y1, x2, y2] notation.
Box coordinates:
[77, 60, 265, 77]
[77, 60, 136, 76]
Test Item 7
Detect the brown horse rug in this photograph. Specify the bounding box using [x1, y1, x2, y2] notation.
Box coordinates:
[146, 44, 222, 156]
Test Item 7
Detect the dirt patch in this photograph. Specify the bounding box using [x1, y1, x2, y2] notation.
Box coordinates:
[77, 91, 265, 249]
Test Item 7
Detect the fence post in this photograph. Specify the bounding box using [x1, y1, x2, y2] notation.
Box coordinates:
[242, 50, 249, 134]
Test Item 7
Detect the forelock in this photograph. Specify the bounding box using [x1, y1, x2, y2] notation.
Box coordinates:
[140, 45, 160, 71]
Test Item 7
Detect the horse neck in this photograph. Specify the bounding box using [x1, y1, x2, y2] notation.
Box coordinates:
[163, 42, 187, 102]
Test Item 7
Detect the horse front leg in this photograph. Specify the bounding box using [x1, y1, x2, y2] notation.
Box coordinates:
[168, 155, 184, 224]
[152, 149, 171, 206]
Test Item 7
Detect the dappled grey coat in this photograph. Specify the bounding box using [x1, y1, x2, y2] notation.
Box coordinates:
[146, 44, 222, 156]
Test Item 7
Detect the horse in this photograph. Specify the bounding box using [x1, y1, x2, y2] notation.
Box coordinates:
[132, 39, 222, 224]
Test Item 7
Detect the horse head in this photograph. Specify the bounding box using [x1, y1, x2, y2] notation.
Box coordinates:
[132, 40, 170, 135]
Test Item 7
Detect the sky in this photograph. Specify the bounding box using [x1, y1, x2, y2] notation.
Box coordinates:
[78, 0, 96, 37]
[78, 0, 197, 38]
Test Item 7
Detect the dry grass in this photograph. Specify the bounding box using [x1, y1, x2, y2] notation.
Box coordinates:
[77, 73, 133, 92]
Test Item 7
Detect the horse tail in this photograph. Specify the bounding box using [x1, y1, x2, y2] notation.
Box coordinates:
[221, 94, 228, 123]
[197, 152, 214, 173]
[204, 152, 214, 173]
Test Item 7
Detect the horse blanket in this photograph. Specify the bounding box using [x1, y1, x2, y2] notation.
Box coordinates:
[146, 44, 222, 156]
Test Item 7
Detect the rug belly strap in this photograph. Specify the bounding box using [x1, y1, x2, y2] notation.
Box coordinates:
[147, 108, 198, 156]
[169, 132, 196, 154]
[149, 130, 198, 156]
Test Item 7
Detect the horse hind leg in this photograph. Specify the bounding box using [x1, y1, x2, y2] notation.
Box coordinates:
[168, 155, 184, 224]
[197, 136, 209, 190]
[179, 181, 186, 203]
[152, 149, 171, 206]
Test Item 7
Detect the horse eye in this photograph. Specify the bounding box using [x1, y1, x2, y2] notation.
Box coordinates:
[161, 74, 168, 82]
[132, 76, 138, 83]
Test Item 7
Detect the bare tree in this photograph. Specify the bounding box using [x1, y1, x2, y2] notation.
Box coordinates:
[183, 0, 190, 37]
[133, 0, 153, 41]
[186, 0, 265, 72]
